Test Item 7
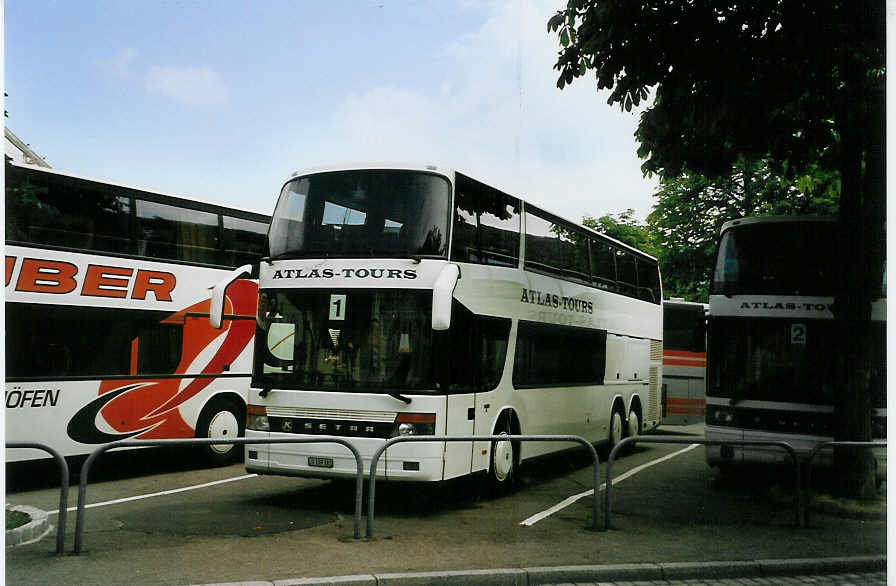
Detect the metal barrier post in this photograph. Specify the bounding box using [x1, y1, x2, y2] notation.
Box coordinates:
[365, 435, 599, 539]
[804, 440, 886, 527]
[6, 442, 70, 554]
[604, 437, 801, 531]
[73, 436, 365, 554]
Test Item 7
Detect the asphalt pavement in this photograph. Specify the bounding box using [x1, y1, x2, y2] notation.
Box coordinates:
[5, 425, 887, 585]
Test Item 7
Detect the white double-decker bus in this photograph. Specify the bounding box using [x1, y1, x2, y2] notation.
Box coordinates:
[213, 164, 662, 487]
[661, 299, 707, 425]
[705, 216, 886, 475]
[6, 161, 269, 463]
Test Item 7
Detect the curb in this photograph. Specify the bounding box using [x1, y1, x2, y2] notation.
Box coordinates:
[5, 505, 52, 547]
[189, 555, 887, 586]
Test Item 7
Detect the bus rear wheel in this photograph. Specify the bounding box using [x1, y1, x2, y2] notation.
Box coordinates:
[196, 398, 245, 465]
[609, 406, 625, 451]
[627, 409, 641, 440]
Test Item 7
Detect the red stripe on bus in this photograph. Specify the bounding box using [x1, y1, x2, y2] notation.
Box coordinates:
[666, 397, 706, 406]
[663, 358, 707, 367]
[663, 350, 707, 359]
[667, 407, 705, 415]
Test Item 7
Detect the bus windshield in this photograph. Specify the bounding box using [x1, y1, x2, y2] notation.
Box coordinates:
[712, 221, 837, 296]
[268, 170, 451, 259]
[254, 289, 438, 392]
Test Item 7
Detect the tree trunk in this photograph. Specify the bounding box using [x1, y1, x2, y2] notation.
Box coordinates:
[831, 15, 880, 499]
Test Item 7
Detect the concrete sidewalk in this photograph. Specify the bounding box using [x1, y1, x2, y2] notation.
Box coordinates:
[189, 556, 886, 585]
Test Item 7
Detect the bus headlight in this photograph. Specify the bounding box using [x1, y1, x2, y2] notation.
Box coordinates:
[247, 405, 269, 431]
[709, 406, 735, 425]
[391, 413, 436, 437]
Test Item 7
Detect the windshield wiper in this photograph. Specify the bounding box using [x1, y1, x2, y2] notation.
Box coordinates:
[387, 392, 413, 404]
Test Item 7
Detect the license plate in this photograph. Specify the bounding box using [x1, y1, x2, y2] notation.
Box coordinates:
[308, 456, 334, 469]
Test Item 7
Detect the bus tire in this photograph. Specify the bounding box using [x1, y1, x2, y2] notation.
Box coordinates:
[488, 413, 518, 495]
[196, 398, 245, 465]
[609, 404, 625, 451]
[627, 408, 641, 440]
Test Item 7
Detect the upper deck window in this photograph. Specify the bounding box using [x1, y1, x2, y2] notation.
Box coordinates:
[712, 221, 837, 296]
[451, 174, 520, 267]
[268, 170, 451, 259]
[524, 209, 590, 285]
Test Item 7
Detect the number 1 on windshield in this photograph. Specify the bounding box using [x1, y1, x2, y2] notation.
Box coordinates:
[329, 294, 347, 321]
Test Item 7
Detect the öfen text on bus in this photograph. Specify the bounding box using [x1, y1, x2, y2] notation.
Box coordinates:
[210, 164, 663, 488]
[5, 161, 270, 463]
[704, 216, 886, 479]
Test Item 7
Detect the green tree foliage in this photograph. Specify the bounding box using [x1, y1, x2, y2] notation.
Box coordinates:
[648, 156, 839, 301]
[582, 209, 659, 258]
[550, 0, 884, 499]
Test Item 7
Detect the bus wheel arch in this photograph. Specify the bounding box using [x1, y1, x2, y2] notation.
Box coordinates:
[196, 394, 246, 465]
[488, 409, 520, 493]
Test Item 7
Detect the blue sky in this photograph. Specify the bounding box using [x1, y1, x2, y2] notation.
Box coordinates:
[5, 0, 658, 222]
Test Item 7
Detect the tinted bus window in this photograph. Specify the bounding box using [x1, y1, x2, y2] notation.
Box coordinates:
[6, 166, 132, 254]
[637, 258, 661, 304]
[437, 301, 511, 392]
[451, 174, 520, 267]
[663, 305, 706, 353]
[222, 215, 268, 266]
[590, 237, 617, 290]
[6, 304, 183, 379]
[615, 249, 638, 296]
[512, 321, 607, 387]
[269, 170, 450, 259]
[525, 211, 590, 283]
[136, 200, 219, 264]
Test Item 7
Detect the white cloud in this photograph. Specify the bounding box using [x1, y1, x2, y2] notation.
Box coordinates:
[309, 0, 657, 222]
[145, 66, 228, 107]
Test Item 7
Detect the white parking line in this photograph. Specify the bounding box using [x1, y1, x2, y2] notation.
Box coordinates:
[519, 443, 699, 526]
[49, 473, 258, 514]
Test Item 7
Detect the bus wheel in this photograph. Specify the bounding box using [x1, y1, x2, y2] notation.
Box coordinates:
[609, 406, 625, 451]
[196, 398, 245, 465]
[627, 409, 641, 440]
[488, 416, 518, 494]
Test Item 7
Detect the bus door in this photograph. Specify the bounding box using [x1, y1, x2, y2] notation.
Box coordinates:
[444, 393, 475, 479]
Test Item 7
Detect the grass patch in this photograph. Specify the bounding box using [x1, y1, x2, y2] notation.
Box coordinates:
[6, 509, 31, 530]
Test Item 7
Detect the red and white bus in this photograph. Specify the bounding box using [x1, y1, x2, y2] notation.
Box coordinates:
[5, 161, 269, 463]
[661, 299, 707, 425]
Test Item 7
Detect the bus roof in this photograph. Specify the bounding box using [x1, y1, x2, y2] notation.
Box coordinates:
[719, 215, 836, 235]
[284, 163, 658, 262]
[663, 298, 708, 310]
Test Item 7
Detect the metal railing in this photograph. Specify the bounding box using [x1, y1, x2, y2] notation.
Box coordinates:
[365, 434, 600, 538]
[803, 440, 887, 527]
[72, 437, 365, 554]
[603, 436, 801, 530]
[5, 442, 70, 554]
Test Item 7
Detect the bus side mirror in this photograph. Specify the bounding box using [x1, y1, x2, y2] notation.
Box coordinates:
[431, 264, 460, 331]
[210, 264, 253, 329]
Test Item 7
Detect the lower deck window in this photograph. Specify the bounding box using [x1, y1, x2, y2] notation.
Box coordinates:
[512, 320, 607, 388]
[6, 303, 184, 379]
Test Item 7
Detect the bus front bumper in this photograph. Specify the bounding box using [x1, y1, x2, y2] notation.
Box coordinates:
[704, 425, 886, 480]
[244, 430, 446, 482]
